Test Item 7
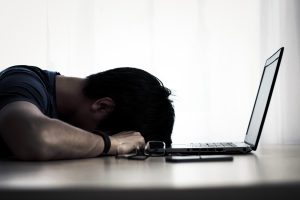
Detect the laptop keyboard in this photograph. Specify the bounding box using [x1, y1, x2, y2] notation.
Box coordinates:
[190, 142, 237, 148]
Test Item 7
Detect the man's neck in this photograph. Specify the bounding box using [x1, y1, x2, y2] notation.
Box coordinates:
[55, 75, 86, 120]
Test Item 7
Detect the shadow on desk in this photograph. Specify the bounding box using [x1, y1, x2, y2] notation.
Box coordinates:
[1, 145, 300, 200]
[1, 183, 300, 200]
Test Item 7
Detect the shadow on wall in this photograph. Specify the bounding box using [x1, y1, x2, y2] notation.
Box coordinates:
[295, 0, 300, 55]
[260, 0, 300, 144]
[283, 0, 300, 143]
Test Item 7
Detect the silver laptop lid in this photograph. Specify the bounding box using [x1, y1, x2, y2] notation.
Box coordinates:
[244, 47, 284, 150]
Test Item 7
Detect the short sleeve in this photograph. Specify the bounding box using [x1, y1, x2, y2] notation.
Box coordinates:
[0, 66, 53, 115]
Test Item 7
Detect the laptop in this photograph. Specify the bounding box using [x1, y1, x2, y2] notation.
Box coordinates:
[166, 47, 284, 155]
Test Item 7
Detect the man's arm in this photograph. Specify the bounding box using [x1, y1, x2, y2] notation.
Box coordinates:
[0, 101, 144, 160]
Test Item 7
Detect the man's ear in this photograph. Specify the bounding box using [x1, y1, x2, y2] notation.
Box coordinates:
[91, 97, 115, 116]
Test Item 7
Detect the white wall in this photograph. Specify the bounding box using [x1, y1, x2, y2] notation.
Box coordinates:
[0, 0, 299, 144]
[0, 0, 47, 67]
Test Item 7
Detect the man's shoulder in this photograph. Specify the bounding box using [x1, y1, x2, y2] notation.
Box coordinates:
[1, 65, 57, 76]
[0, 65, 60, 118]
[1, 65, 60, 89]
[2, 65, 41, 73]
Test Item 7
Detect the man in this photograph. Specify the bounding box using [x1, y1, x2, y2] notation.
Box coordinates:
[0, 65, 174, 161]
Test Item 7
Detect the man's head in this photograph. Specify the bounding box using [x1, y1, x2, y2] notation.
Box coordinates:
[82, 67, 175, 147]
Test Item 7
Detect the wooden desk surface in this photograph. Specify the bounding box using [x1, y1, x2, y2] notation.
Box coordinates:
[1, 144, 300, 200]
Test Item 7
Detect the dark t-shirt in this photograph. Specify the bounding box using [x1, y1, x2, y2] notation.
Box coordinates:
[0, 65, 60, 156]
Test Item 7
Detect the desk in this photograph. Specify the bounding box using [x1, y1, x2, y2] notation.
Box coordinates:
[0, 144, 300, 200]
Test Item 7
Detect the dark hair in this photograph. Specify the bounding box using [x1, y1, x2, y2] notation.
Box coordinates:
[83, 67, 175, 147]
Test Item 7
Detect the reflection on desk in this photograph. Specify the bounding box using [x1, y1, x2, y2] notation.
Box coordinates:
[0, 144, 300, 200]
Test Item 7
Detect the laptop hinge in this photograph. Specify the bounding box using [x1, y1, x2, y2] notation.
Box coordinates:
[244, 140, 255, 150]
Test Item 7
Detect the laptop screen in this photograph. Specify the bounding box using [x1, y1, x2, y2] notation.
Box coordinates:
[244, 48, 283, 149]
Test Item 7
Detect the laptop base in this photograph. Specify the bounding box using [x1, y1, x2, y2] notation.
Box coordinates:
[166, 142, 252, 155]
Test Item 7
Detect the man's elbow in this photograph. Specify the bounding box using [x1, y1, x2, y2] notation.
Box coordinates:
[11, 128, 56, 161]
[14, 146, 52, 161]
[0, 102, 56, 161]
[13, 138, 54, 161]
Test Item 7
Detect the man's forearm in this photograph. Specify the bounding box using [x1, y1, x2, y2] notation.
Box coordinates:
[37, 117, 105, 160]
[0, 101, 105, 161]
[0, 101, 145, 161]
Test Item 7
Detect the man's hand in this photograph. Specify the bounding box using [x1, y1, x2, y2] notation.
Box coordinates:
[108, 131, 145, 155]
